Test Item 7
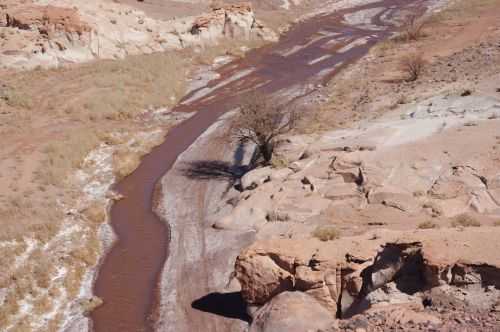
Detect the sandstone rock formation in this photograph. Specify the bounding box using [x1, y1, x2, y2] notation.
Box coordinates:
[0, 1, 277, 69]
[214, 91, 500, 238]
[235, 228, 500, 331]
[249, 291, 336, 332]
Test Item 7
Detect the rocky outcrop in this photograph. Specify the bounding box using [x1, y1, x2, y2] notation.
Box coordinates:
[234, 228, 500, 330]
[213, 91, 500, 238]
[5, 5, 90, 34]
[0, 1, 277, 69]
[249, 291, 336, 332]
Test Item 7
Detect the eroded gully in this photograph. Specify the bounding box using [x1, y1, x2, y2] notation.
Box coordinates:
[90, 1, 430, 331]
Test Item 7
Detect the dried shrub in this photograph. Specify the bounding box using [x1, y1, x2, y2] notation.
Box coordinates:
[400, 53, 425, 82]
[418, 221, 438, 229]
[0, 88, 34, 109]
[312, 225, 340, 241]
[81, 202, 107, 225]
[229, 92, 300, 164]
[451, 214, 481, 228]
[78, 296, 103, 314]
[401, 14, 426, 42]
[112, 149, 142, 180]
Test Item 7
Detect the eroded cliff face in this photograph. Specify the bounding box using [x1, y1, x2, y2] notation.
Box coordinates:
[0, 1, 277, 69]
[235, 229, 500, 331]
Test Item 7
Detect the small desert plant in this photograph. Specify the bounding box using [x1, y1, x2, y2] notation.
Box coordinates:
[374, 39, 395, 55]
[112, 149, 142, 180]
[37, 129, 100, 186]
[418, 221, 438, 229]
[266, 211, 290, 222]
[451, 214, 481, 228]
[270, 155, 289, 169]
[78, 296, 104, 314]
[229, 92, 300, 164]
[81, 202, 107, 225]
[400, 53, 425, 82]
[1, 88, 34, 109]
[312, 226, 339, 241]
[423, 202, 444, 217]
[493, 220, 500, 227]
[402, 15, 426, 42]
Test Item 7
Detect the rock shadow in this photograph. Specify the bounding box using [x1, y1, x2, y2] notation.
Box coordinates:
[191, 291, 252, 323]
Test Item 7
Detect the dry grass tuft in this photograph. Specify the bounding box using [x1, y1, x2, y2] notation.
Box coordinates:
[270, 155, 289, 169]
[0, 88, 34, 109]
[78, 296, 103, 314]
[112, 148, 142, 180]
[312, 225, 340, 241]
[451, 214, 481, 228]
[193, 37, 267, 65]
[37, 129, 100, 187]
[417, 220, 438, 229]
[5, 51, 188, 125]
[81, 202, 107, 225]
[400, 53, 425, 82]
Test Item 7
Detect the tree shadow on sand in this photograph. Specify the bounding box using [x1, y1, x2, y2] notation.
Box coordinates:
[191, 291, 251, 323]
[180, 160, 249, 182]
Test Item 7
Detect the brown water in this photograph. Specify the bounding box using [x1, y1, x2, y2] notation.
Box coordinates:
[90, 1, 429, 331]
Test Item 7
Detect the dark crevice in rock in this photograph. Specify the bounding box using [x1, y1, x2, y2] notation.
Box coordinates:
[451, 263, 500, 289]
[359, 242, 424, 296]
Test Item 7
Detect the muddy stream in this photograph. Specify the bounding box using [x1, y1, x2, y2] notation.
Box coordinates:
[90, 1, 430, 331]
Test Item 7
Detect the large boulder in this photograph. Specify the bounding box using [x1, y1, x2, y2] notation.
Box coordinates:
[249, 292, 336, 332]
[235, 228, 500, 323]
[5, 5, 90, 34]
[235, 253, 294, 305]
[429, 166, 485, 199]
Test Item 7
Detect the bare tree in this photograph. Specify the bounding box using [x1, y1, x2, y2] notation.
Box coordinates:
[402, 14, 426, 42]
[400, 53, 425, 82]
[229, 92, 299, 164]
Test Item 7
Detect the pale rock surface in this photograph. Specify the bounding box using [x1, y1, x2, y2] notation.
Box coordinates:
[249, 291, 336, 332]
[215, 91, 500, 237]
[240, 166, 273, 190]
[367, 185, 420, 213]
[0, 1, 277, 69]
[235, 228, 500, 320]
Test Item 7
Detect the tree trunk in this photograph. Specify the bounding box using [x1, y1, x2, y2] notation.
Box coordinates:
[259, 142, 273, 164]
